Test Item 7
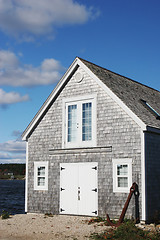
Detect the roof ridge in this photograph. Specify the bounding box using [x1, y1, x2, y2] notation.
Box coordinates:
[78, 57, 160, 94]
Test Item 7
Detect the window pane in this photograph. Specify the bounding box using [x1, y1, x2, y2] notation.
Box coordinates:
[117, 165, 128, 175]
[82, 102, 92, 141]
[68, 105, 77, 142]
[38, 177, 45, 186]
[38, 166, 45, 176]
[118, 177, 128, 187]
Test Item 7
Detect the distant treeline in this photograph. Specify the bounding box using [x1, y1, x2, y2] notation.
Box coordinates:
[0, 164, 25, 175]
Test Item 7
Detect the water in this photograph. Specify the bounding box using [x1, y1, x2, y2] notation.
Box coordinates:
[0, 180, 25, 215]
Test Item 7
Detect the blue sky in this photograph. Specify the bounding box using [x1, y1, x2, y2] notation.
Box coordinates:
[0, 0, 160, 163]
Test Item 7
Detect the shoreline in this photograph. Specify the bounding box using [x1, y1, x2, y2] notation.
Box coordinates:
[0, 177, 25, 180]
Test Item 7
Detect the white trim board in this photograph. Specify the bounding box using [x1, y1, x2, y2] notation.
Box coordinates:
[141, 130, 146, 221]
[25, 141, 28, 213]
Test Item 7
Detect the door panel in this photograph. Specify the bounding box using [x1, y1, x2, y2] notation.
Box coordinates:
[60, 162, 98, 216]
[78, 163, 98, 216]
[60, 164, 78, 214]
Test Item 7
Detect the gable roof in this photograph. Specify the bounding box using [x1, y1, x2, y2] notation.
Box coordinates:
[79, 58, 160, 130]
[22, 57, 160, 140]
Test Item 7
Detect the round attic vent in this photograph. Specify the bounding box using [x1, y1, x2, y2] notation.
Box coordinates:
[75, 72, 83, 83]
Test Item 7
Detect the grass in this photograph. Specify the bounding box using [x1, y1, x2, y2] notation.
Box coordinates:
[89, 218, 160, 240]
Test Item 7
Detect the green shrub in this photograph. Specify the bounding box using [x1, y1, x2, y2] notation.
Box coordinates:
[1, 210, 10, 219]
[90, 220, 160, 240]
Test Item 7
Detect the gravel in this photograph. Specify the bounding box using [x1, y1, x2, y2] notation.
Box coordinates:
[0, 213, 110, 240]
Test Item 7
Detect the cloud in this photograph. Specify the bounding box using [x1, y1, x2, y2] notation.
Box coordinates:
[0, 140, 26, 153]
[0, 50, 65, 87]
[0, 88, 29, 105]
[0, 153, 26, 163]
[0, 140, 26, 163]
[0, 50, 19, 68]
[12, 130, 22, 137]
[0, 0, 99, 40]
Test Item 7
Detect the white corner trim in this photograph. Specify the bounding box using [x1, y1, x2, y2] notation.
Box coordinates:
[141, 130, 146, 221]
[25, 141, 28, 213]
[77, 58, 146, 131]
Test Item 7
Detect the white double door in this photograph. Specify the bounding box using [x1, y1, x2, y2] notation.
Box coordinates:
[60, 162, 98, 216]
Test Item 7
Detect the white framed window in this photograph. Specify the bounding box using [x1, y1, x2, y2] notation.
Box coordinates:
[112, 158, 132, 193]
[34, 161, 48, 190]
[62, 95, 97, 148]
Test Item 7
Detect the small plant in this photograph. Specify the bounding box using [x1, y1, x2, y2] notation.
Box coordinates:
[88, 216, 109, 225]
[90, 220, 160, 240]
[44, 213, 53, 217]
[1, 210, 10, 220]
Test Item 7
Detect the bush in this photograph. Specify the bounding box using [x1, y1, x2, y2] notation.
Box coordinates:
[90, 220, 160, 240]
[1, 210, 10, 219]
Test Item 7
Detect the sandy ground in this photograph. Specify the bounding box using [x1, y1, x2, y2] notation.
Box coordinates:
[0, 213, 111, 240]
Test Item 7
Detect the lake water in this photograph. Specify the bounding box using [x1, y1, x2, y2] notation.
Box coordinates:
[0, 180, 25, 215]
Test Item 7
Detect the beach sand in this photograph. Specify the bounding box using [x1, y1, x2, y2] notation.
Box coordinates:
[0, 213, 110, 240]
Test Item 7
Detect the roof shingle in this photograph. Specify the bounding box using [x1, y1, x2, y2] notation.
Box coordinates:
[80, 58, 160, 129]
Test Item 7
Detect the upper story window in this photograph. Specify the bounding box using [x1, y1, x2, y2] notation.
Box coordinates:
[63, 95, 97, 148]
[34, 161, 48, 190]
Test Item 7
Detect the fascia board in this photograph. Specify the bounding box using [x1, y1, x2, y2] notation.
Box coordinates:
[77, 58, 146, 131]
[22, 57, 80, 141]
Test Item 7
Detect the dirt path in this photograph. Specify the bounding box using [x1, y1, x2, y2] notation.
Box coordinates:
[0, 214, 110, 240]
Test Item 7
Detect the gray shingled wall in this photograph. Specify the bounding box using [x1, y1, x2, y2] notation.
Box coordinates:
[27, 66, 142, 219]
[145, 132, 160, 222]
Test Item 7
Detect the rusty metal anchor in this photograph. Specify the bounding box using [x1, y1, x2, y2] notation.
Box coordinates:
[106, 182, 137, 227]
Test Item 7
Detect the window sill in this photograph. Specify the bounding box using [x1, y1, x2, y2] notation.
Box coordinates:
[113, 188, 130, 193]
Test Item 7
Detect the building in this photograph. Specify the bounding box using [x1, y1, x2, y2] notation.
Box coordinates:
[22, 57, 160, 222]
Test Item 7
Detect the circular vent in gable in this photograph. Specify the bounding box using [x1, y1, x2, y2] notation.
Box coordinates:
[75, 72, 84, 83]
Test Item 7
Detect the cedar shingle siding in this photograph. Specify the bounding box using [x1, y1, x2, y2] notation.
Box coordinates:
[23, 57, 160, 222]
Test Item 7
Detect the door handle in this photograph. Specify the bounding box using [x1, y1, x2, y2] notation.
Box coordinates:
[78, 187, 80, 200]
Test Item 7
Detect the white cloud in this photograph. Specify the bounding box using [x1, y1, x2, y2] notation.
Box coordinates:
[0, 153, 26, 163]
[0, 140, 26, 163]
[0, 50, 65, 87]
[0, 0, 99, 40]
[0, 50, 19, 69]
[41, 59, 63, 72]
[0, 88, 29, 105]
[0, 140, 26, 153]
